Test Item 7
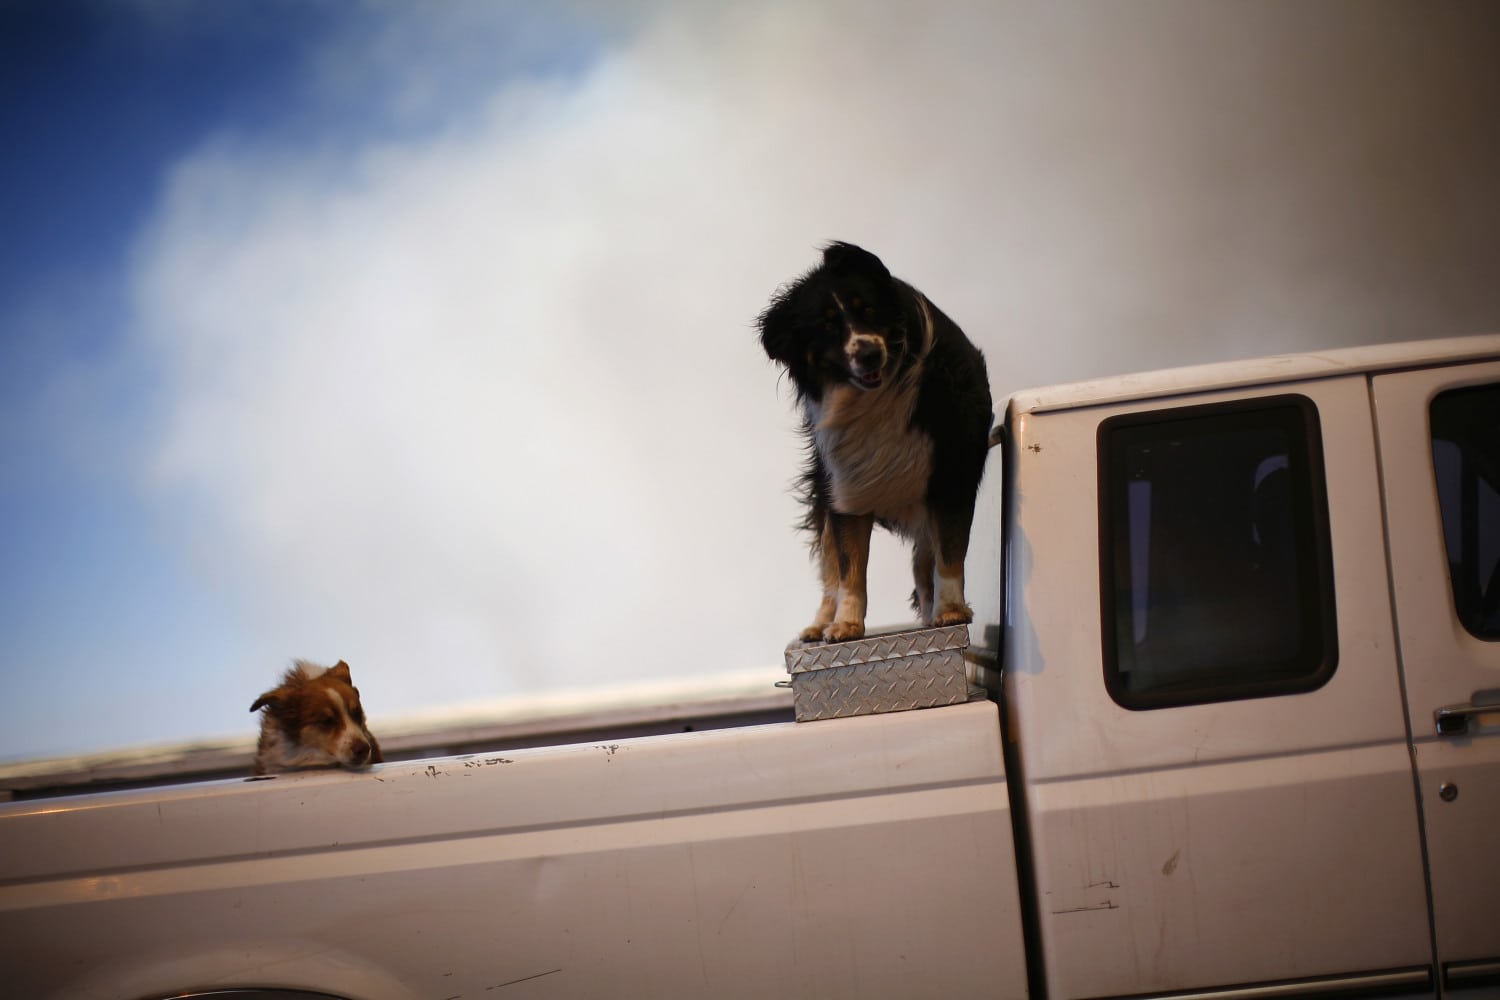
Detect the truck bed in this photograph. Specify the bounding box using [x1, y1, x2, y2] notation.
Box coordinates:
[0, 698, 1028, 999]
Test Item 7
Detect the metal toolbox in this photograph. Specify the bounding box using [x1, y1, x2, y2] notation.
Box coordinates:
[782, 624, 972, 722]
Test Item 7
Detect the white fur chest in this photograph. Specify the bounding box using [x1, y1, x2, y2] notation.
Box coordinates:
[806, 376, 933, 532]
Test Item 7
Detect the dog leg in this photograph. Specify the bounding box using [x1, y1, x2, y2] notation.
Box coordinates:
[824, 511, 874, 641]
[930, 503, 975, 628]
[932, 559, 973, 627]
[801, 512, 841, 642]
[911, 534, 936, 625]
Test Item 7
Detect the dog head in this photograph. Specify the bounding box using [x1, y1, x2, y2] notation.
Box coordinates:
[250, 660, 382, 775]
[758, 241, 922, 400]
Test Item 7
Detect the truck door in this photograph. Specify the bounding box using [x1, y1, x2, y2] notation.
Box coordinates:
[1373, 362, 1500, 996]
[1006, 374, 1436, 999]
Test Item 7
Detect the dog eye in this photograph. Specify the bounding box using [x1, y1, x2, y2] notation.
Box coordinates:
[850, 297, 862, 309]
[864, 308, 875, 321]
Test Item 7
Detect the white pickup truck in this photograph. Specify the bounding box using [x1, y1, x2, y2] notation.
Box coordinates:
[3, 336, 1498, 1000]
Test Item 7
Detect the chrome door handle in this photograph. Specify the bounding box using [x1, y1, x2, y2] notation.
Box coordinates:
[1434, 700, 1498, 736]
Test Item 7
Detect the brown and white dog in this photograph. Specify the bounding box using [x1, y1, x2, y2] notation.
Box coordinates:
[250, 660, 382, 775]
[759, 242, 993, 642]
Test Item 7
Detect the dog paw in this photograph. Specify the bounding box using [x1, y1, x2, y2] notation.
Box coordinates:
[932, 606, 973, 627]
[825, 621, 865, 642]
[800, 624, 830, 643]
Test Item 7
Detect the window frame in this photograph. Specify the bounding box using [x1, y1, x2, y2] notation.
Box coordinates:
[1097, 393, 1340, 711]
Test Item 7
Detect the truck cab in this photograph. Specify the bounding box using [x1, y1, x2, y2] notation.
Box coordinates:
[1003, 336, 1500, 997]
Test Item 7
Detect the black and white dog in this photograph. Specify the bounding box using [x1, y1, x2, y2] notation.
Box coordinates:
[759, 241, 993, 642]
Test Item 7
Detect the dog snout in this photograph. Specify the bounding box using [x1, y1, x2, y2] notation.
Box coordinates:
[348, 737, 373, 767]
[854, 341, 884, 372]
[849, 336, 887, 375]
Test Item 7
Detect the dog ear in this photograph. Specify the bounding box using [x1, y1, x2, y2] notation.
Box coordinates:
[250, 687, 285, 714]
[328, 660, 353, 684]
[758, 293, 798, 365]
[822, 241, 890, 282]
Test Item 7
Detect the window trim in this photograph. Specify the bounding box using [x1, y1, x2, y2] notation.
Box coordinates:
[1097, 393, 1340, 711]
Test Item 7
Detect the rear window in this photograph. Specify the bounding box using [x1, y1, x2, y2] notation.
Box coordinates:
[1099, 396, 1338, 709]
[1431, 383, 1500, 641]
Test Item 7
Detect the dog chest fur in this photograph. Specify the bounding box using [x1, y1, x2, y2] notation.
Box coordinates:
[807, 372, 934, 533]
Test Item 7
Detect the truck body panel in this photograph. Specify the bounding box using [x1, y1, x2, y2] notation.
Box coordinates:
[0, 700, 1027, 999]
[1374, 361, 1500, 992]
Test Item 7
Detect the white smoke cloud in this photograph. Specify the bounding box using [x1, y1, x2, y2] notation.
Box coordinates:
[126, 1, 1500, 725]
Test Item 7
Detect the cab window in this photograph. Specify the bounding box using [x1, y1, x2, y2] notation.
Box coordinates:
[1431, 383, 1500, 640]
[1099, 396, 1338, 709]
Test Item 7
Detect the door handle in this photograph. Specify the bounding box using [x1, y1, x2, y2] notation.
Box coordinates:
[1434, 698, 1500, 737]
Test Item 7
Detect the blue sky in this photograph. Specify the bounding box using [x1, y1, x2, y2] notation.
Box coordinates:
[3, 1, 1498, 763]
[1, 2, 354, 760]
[0, 0, 614, 759]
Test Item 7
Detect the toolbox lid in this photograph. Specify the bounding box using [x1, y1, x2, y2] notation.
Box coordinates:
[784, 624, 971, 675]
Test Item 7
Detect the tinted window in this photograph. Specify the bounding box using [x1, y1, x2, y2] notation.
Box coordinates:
[1100, 396, 1338, 709]
[1431, 384, 1500, 640]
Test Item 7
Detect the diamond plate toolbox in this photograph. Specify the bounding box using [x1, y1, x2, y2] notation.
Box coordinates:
[783, 624, 971, 722]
